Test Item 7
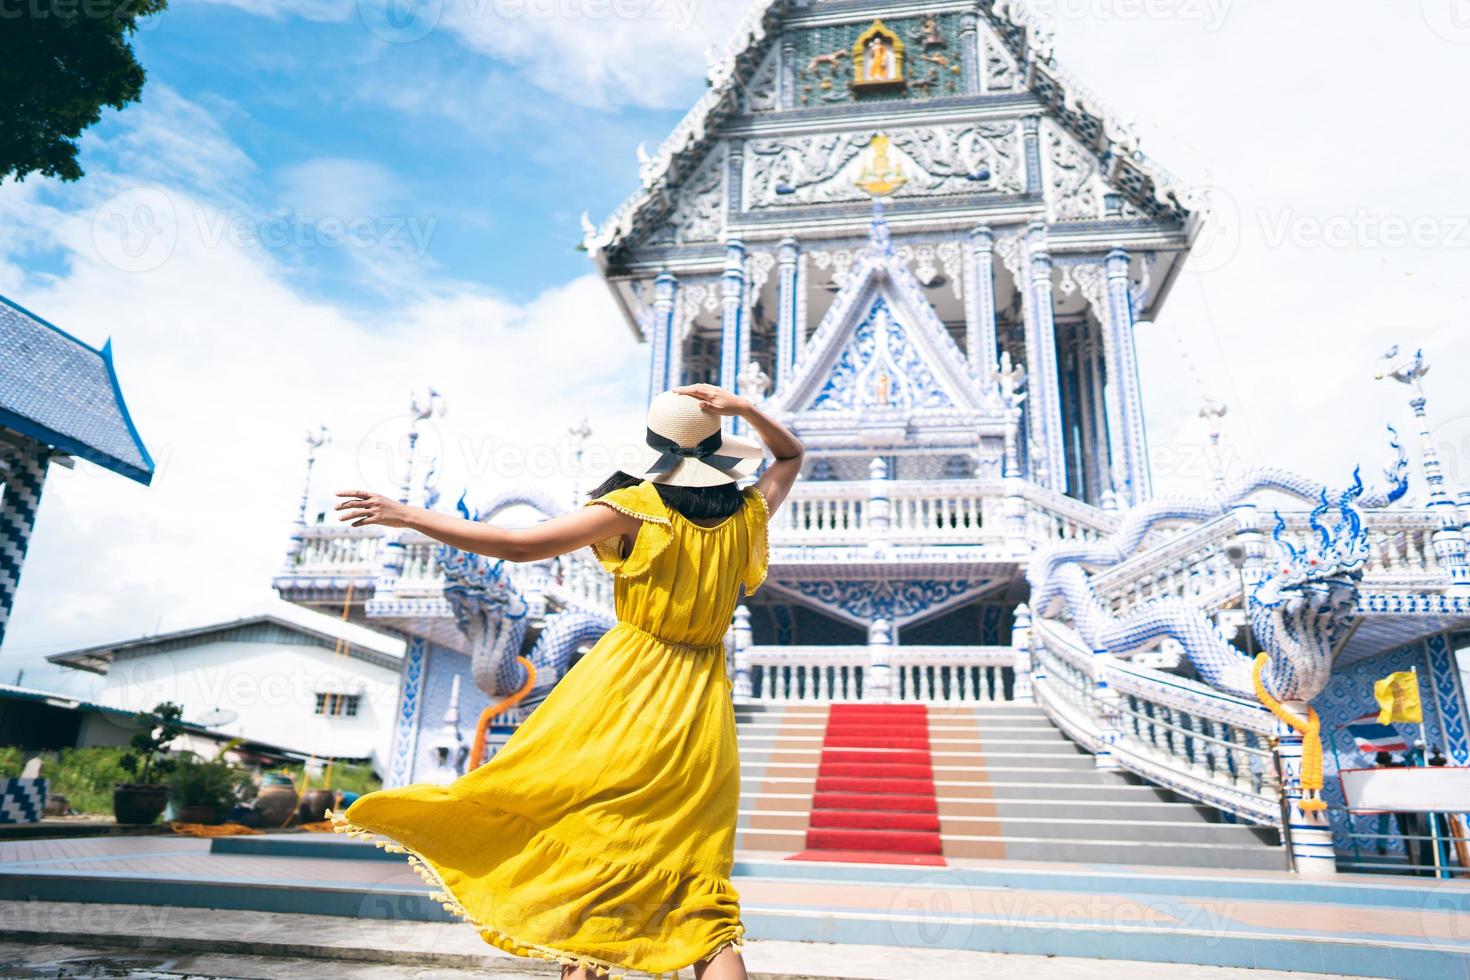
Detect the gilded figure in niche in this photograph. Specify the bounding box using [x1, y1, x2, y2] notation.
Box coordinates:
[852, 20, 905, 89]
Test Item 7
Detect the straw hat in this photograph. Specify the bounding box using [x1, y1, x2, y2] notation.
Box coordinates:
[629, 391, 764, 488]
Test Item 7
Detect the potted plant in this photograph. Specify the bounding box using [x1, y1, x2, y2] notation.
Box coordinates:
[169, 748, 245, 824]
[113, 701, 185, 824]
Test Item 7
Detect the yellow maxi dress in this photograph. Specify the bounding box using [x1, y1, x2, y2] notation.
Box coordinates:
[328, 480, 767, 979]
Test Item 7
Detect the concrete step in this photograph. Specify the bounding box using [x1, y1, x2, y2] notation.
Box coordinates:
[9, 868, 1464, 980]
[732, 826, 1285, 870]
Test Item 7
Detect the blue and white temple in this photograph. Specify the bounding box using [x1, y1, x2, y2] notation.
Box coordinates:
[277, 0, 1470, 877]
[0, 295, 155, 649]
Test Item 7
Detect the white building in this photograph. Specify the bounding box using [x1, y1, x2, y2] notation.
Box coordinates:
[48, 613, 403, 775]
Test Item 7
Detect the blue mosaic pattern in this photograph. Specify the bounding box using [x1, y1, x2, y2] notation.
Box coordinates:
[793, 13, 965, 107]
[387, 636, 426, 788]
[1315, 642, 1442, 856]
[0, 442, 46, 648]
[1425, 632, 1469, 763]
[0, 295, 153, 484]
[783, 578, 985, 624]
[810, 296, 955, 412]
[0, 777, 46, 824]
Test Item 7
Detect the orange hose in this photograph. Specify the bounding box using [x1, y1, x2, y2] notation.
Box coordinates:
[468, 657, 537, 770]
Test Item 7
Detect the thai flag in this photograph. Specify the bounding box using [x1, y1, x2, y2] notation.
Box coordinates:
[1343, 713, 1409, 754]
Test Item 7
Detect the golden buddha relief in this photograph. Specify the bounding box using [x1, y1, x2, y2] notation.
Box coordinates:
[852, 20, 905, 90]
[854, 133, 908, 197]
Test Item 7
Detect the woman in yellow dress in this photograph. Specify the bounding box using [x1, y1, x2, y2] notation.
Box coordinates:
[331, 384, 804, 980]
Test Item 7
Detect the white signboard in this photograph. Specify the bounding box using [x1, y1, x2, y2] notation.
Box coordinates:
[1339, 766, 1470, 813]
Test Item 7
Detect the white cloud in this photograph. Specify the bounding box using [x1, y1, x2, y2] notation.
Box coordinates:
[6, 0, 1470, 691]
[1040, 3, 1470, 498]
[186, 0, 750, 109]
[435, 0, 742, 109]
[0, 87, 648, 687]
[182, 0, 354, 22]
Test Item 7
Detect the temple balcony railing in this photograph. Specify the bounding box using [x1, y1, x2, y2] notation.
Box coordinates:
[1028, 617, 1283, 828]
[769, 478, 1115, 552]
[736, 644, 1014, 704]
[1091, 509, 1453, 617]
[289, 524, 382, 578]
[276, 525, 615, 621]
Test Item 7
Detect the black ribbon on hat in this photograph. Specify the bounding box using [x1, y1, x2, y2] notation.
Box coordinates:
[645, 428, 744, 474]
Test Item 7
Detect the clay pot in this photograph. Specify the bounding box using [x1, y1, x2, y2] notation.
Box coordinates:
[113, 783, 169, 825]
[296, 788, 335, 824]
[254, 782, 299, 827]
[175, 804, 220, 824]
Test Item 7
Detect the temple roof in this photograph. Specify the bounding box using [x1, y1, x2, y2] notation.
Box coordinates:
[583, 0, 1196, 261]
[0, 294, 154, 485]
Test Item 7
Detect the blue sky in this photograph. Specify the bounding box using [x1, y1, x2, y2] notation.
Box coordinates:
[2, 1, 1468, 696]
[25, 2, 696, 307]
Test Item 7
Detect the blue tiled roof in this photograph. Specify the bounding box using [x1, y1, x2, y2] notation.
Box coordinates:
[0, 294, 154, 484]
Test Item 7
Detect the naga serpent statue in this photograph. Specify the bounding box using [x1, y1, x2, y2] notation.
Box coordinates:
[436, 493, 615, 764]
[1026, 432, 1408, 808]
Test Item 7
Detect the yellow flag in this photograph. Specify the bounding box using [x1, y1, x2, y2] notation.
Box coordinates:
[1375, 671, 1423, 725]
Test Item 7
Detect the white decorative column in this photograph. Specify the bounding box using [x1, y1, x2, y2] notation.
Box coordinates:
[0, 441, 48, 650]
[776, 238, 801, 387]
[1106, 248, 1152, 503]
[867, 618, 894, 703]
[1025, 221, 1067, 493]
[719, 238, 748, 433]
[965, 226, 998, 381]
[1011, 603, 1034, 703]
[959, 12, 981, 94]
[1091, 649, 1122, 769]
[1086, 322, 1116, 509]
[779, 35, 797, 110]
[1378, 348, 1470, 593]
[1022, 115, 1043, 196]
[1272, 711, 1339, 875]
[731, 604, 753, 700]
[648, 271, 678, 401]
[866, 457, 891, 554]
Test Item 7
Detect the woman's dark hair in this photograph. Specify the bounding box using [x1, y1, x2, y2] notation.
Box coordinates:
[588, 471, 744, 521]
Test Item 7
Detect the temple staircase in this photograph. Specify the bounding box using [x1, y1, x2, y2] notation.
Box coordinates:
[734, 700, 1287, 871]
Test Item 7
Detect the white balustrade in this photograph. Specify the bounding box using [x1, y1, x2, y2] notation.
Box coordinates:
[891, 646, 1013, 702]
[741, 645, 1013, 704]
[289, 525, 382, 574]
[545, 550, 616, 617]
[1029, 619, 1281, 826]
[1089, 509, 1452, 618]
[394, 534, 446, 594]
[768, 479, 1114, 548]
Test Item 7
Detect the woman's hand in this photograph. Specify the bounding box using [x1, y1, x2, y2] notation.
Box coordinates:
[675, 383, 752, 418]
[336, 490, 412, 528]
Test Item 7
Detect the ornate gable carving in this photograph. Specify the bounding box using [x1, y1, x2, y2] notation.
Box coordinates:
[775, 206, 981, 417]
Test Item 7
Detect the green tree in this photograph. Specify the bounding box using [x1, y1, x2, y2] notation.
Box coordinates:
[0, 1, 168, 183]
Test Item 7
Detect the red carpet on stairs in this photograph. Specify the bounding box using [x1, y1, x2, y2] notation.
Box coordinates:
[787, 703, 947, 867]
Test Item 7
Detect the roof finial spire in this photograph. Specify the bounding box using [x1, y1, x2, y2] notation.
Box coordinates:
[866, 200, 893, 256]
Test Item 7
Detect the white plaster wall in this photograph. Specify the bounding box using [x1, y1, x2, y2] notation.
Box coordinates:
[99, 640, 400, 775]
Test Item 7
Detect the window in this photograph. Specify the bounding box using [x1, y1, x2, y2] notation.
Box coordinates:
[315, 693, 360, 717]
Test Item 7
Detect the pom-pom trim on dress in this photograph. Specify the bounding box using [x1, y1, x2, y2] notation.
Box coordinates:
[326, 807, 745, 979]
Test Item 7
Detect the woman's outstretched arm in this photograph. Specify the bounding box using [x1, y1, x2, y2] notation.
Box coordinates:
[676, 383, 804, 514]
[335, 490, 640, 562]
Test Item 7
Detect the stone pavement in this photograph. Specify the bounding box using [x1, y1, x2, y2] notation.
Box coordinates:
[0, 903, 1345, 980]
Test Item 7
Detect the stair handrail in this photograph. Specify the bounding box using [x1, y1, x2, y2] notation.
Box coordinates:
[1028, 618, 1282, 826]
